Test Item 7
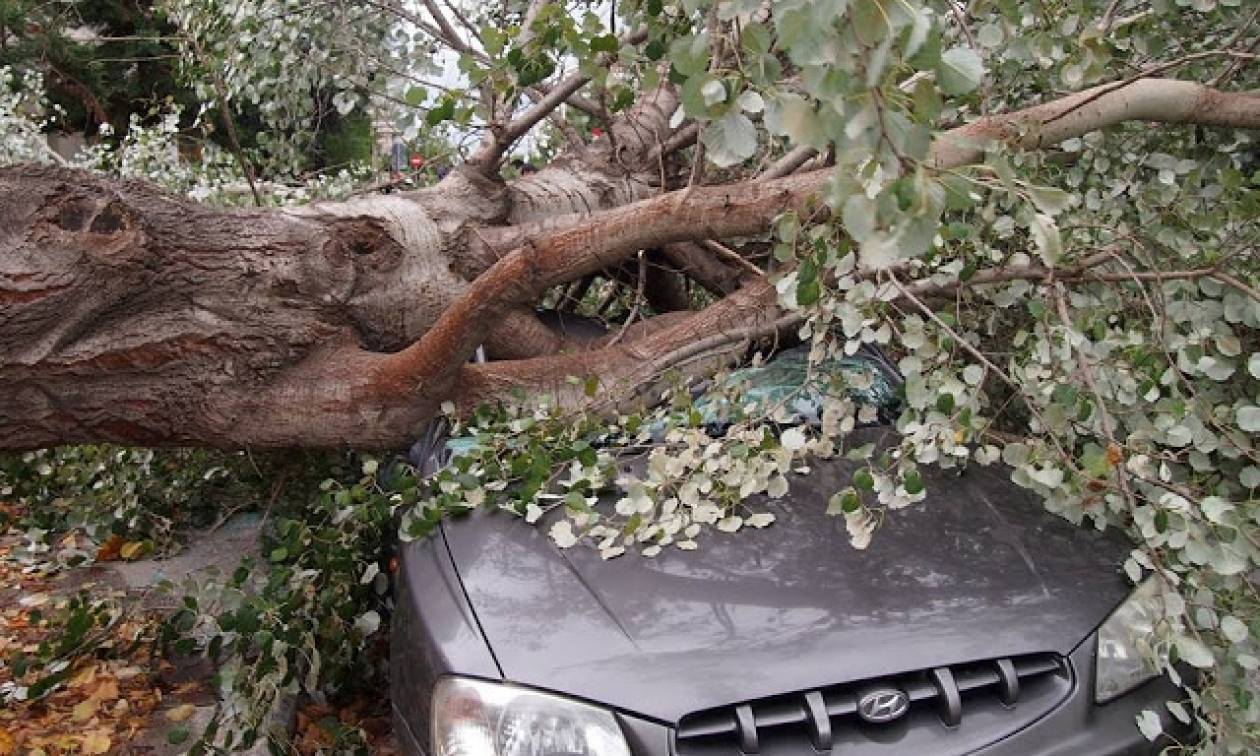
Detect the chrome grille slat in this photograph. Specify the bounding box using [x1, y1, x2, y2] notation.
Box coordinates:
[803, 691, 832, 751]
[734, 704, 758, 754]
[930, 666, 962, 727]
[675, 652, 1068, 755]
[994, 658, 1019, 706]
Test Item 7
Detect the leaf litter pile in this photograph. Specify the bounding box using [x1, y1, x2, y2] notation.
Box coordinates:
[0, 504, 211, 755]
[0, 502, 399, 754]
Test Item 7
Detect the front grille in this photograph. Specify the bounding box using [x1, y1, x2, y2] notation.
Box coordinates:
[675, 653, 1071, 755]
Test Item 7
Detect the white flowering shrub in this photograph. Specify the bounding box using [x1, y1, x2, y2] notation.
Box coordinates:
[0, 68, 64, 165]
[163, 0, 404, 173]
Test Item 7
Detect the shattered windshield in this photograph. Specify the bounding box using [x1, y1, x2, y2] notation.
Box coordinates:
[419, 345, 903, 470]
[692, 344, 902, 429]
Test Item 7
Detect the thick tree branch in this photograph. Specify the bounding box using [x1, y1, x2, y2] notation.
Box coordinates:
[456, 279, 784, 413]
[396, 78, 1260, 399]
[934, 79, 1260, 168]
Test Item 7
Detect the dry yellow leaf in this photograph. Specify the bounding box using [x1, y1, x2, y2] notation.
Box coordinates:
[119, 541, 146, 560]
[53, 734, 80, 749]
[165, 703, 197, 723]
[0, 726, 14, 756]
[92, 679, 120, 702]
[70, 664, 99, 688]
[81, 731, 110, 755]
[72, 697, 100, 722]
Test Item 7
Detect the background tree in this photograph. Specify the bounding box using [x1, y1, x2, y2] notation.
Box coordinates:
[1, 1, 1258, 750]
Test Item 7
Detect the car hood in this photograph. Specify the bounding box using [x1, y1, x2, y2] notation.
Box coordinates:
[441, 428, 1132, 724]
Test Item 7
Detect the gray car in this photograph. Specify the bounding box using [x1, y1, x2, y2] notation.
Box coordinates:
[390, 351, 1188, 756]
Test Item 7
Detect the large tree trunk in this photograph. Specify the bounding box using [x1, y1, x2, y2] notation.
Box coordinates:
[2, 78, 1256, 451]
[0, 156, 669, 447]
[0, 87, 697, 449]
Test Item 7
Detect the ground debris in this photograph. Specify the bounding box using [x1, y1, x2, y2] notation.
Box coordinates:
[0, 507, 211, 755]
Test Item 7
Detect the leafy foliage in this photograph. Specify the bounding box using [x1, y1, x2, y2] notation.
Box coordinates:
[4, 592, 129, 704]
[1, 447, 246, 555]
[0, 0, 197, 135]
[158, 455, 400, 754]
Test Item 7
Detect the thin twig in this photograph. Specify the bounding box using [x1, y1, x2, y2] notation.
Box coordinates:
[609, 251, 648, 346]
[886, 273, 1083, 472]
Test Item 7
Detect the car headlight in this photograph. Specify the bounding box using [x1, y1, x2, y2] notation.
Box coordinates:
[1095, 577, 1163, 703]
[432, 677, 632, 756]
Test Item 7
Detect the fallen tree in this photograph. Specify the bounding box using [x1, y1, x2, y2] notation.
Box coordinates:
[3, 77, 1256, 448]
[2, 2, 1259, 751]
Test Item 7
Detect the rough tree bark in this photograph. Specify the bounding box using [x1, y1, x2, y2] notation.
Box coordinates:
[1, 79, 1257, 450]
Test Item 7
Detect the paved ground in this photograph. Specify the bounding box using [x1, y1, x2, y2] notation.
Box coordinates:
[102, 513, 264, 594]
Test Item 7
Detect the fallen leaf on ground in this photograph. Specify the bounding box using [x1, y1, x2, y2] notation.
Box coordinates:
[165, 703, 197, 722]
[119, 541, 147, 560]
[81, 731, 111, 754]
[72, 696, 100, 722]
[69, 664, 99, 688]
[92, 678, 120, 702]
[95, 535, 124, 562]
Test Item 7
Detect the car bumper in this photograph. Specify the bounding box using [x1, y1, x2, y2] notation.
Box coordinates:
[394, 639, 1192, 756]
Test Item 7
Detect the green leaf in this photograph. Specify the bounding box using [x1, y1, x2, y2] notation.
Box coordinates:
[765, 94, 824, 148]
[936, 393, 956, 414]
[909, 25, 941, 69]
[1081, 443, 1110, 477]
[741, 22, 771, 54]
[1027, 185, 1073, 215]
[669, 33, 711, 77]
[936, 46, 984, 96]
[911, 78, 942, 123]
[1175, 636, 1215, 669]
[426, 97, 456, 126]
[853, 469, 875, 491]
[1137, 710, 1162, 741]
[851, 0, 889, 44]
[702, 111, 758, 168]
[589, 34, 618, 53]
[404, 87, 426, 107]
[903, 469, 924, 495]
[828, 487, 862, 514]
[796, 278, 821, 306]
[1029, 213, 1062, 266]
[700, 78, 726, 107]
